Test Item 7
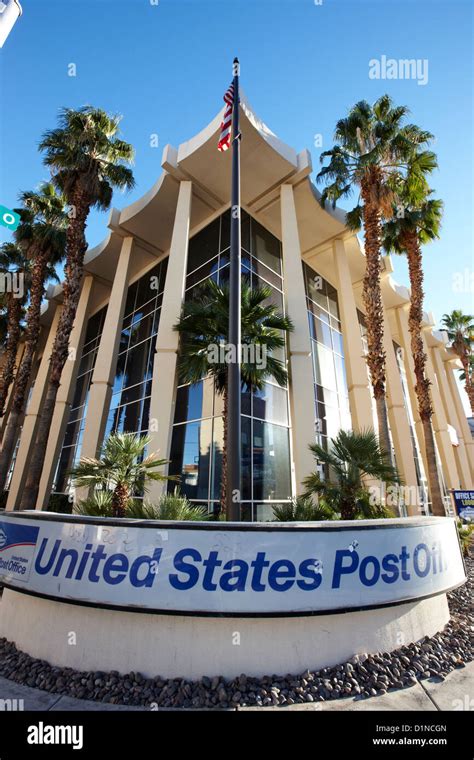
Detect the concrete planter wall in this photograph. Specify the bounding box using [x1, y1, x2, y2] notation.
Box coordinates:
[0, 512, 466, 679]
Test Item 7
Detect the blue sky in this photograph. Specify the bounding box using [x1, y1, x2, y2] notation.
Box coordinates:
[0, 1, 472, 348]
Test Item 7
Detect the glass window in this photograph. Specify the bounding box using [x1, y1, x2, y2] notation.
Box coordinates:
[220, 209, 251, 253]
[210, 416, 223, 501]
[304, 261, 352, 451]
[334, 354, 348, 396]
[318, 343, 337, 391]
[123, 281, 138, 318]
[252, 383, 289, 426]
[331, 329, 344, 356]
[135, 273, 157, 311]
[241, 416, 252, 501]
[128, 311, 155, 348]
[251, 259, 282, 290]
[254, 503, 278, 522]
[175, 382, 204, 424]
[314, 316, 332, 348]
[121, 339, 154, 391]
[253, 421, 291, 502]
[168, 420, 212, 501]
[251, 275, 283, 310]
[186, 256, 220, 289]
[326, 284, 339, 319]
[252, 219, 281, 274]
[187, 218, 220, 274]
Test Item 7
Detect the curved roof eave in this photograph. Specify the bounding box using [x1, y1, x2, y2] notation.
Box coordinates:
[111, 90, 351, 250]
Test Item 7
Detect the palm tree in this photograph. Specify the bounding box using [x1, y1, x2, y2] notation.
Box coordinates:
[173, 279, 293, 517]
[70, 432, 171, 518]
[441, 310, 474, 415]
[0, 243, 28, 418]
[382, 193, 446, 516]
[302, 430, 401, 520]
[0, 184, 66, 492]
[317, 95, 436, 458]
[20, 107, 135, 510]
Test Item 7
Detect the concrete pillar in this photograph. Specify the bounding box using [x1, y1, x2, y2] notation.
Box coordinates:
[36, 275, 95, 509]
[280, 184, 316, 493]
[332, 238, 374, 432]
[444, 360, 474, 480]
[422, 329, 460, 491]
[394, 304, 429, 479]
[147, 181, 192, 502]
[80, 238, 134, 462]
[382, 308, 419, 511]
[6, 305, 63, 510]
[431, 346, 472, 487]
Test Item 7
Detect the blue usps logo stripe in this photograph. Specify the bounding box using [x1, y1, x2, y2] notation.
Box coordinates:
[0, 522, 39, 552]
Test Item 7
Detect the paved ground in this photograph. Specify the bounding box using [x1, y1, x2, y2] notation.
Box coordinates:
[0, 661, 471, 711]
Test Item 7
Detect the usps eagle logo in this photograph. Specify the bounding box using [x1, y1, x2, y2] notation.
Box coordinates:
[0, 529, 7, 549]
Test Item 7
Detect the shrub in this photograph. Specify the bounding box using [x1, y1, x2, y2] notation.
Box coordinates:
[74, 489, 209, 522]
[127, 493, 209, 521]
[457, 519, 474, 557]
[273, 496, 336, 522]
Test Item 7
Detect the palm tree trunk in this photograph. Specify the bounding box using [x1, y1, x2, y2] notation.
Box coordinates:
[20, 194, 90, 510]
[404, 231, 445, 516]
[218, 385, 228, 519]
[0, 296, 22, 418]
[112, 482, 129, 518]
[421, 418, 445, 516]
[460, 354, 474, 416]
[0, 249, 48, 492]
[360, 173, 392, 461]
[340, 496, 355, 521]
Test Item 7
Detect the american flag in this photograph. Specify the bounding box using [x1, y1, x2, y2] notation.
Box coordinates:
[217, 82, 234, 152]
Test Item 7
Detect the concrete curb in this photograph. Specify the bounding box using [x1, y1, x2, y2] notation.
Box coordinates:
[0, 662, 471, 712]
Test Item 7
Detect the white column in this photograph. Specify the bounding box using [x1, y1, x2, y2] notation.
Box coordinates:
[444, 359, 474, 480]
[394, 304, 429, 479]
[332, 238, 374, 432]
[36, 275, 95, 508]
[6, 305, 63, 510]
[147, 181, 192, 502]
[431, 346, 472, 488]
[280, 184, 316, 493]
[382, 308, 419, 502]
[80, 238, 134, 462]
[422, 329, 460, 491]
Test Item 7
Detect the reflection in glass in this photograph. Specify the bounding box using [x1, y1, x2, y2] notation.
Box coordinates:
[169, 420, 212, 501]
[253, 421, 291, 502]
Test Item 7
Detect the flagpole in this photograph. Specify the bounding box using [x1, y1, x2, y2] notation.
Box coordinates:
[226, 56, 242, 522]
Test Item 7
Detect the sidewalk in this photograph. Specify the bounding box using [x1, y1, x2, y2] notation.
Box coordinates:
[0, 661, 471, 712]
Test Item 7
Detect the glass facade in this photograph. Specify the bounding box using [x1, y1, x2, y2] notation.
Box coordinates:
[303, 262, 351, 458]
[103, 258, 168, 441]
[168, 209, 292, 520]
[54, 306, 108, 494]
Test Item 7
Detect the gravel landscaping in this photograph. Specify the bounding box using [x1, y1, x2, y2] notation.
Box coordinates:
[0, 557, 472, 709]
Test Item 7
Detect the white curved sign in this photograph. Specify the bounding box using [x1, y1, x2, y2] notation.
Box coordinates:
[0, 514, 466, 616]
